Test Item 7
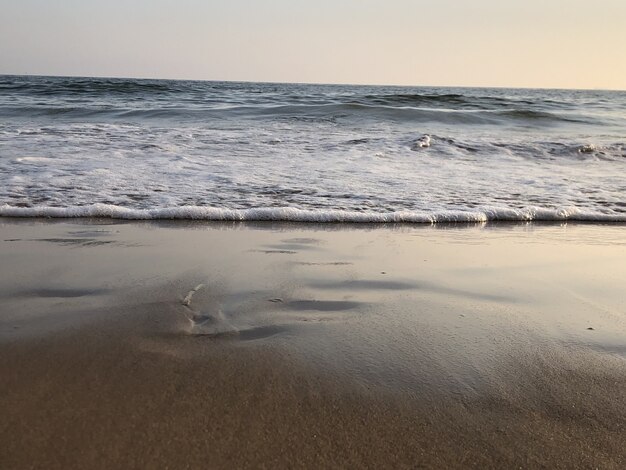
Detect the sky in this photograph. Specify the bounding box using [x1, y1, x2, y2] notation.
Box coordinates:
[1, 0, 625, 90]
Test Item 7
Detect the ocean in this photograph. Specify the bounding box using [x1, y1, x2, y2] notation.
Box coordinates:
[1, 75, 624, 222]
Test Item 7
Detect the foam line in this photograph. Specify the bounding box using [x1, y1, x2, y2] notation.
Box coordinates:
[1, 204, 625, 223]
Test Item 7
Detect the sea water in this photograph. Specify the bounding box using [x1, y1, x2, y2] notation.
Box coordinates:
[1, 75, 624, 222]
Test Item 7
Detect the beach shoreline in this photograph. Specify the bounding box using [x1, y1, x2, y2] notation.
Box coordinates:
[1, 219, 625, 468]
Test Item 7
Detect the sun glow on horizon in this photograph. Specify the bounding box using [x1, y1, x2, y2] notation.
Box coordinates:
[1, 0, 625, 90]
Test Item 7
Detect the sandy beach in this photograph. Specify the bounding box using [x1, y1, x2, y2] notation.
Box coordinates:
[1, 219, 625, 468]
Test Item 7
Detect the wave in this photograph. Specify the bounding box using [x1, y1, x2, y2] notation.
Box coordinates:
[496, 109, 588, 123]
[0, 77, 574, 110]
[359, 93, 548, 110]
[0, 77, 179, 96]
[437, 137, 626, 161]
[2, 76, 608, 126]
[0, 102, 590, 126]
[1, 204, 624, 223]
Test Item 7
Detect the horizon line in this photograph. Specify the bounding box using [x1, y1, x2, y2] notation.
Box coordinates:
[1, 72, 624, 93]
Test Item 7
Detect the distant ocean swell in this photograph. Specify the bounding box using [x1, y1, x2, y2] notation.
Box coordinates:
[0, 77, 609, 112]
[2, 204, 625, 223]
[0, 103, 596, 126]
[0, 77, 609, 125]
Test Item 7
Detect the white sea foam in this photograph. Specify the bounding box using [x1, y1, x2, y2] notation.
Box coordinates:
[1, 204, 624, 223]
[15, 157, 56, 163]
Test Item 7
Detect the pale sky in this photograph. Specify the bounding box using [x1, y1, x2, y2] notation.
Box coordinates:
[1, 0, 625, 89]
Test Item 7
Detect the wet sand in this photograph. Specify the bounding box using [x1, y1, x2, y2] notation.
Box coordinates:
[1, 220, 625, 468]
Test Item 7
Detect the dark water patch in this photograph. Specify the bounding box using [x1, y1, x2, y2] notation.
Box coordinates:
[238, 325, 290, 341]
[310, 280, 417, 291]
[281, 237, 322, 245]
[188, 324, 290, 341]
[264, 243, 320, 251]
[35, 238, 116, 247]
[2, 237, 142, 248]
[66, 230, 117, 237]
[287, 300, 363, 312]
[294, 261, 353, 266]
[28, 288, 110, 298]
[345, 138, 374, 145]
[190, 329, 239, 339]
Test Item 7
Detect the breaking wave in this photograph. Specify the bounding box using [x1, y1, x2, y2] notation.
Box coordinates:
[1, 204, 624, 223]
